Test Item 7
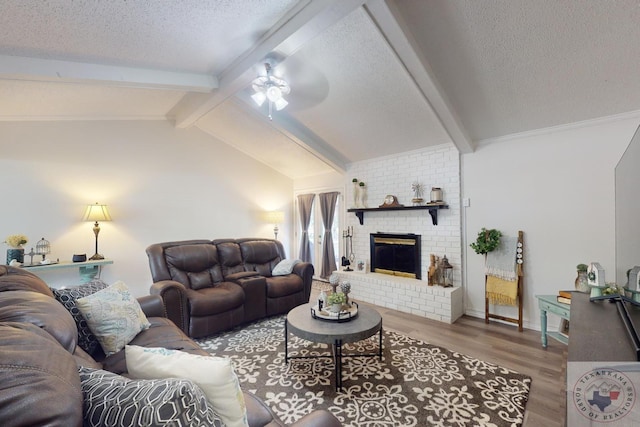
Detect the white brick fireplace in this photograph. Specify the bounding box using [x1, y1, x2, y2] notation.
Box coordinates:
[342, 143, 462, 323]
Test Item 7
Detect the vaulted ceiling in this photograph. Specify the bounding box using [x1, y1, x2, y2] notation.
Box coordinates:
[2, 0, 640, 179]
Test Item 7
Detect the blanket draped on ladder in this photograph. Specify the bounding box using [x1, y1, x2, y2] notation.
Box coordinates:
[485, 236, 518, 306]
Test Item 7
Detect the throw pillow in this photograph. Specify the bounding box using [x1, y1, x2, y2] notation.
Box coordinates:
[126, 345, 248, 427]
[76, 280, 150, 356]
[51, 279, 109, 354]
[272, 258, 301, 276]
[78, 366, 224, 427]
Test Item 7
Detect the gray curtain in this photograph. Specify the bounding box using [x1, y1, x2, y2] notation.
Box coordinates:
[319, 191, 339, 278]
[297, 193, 315, 263]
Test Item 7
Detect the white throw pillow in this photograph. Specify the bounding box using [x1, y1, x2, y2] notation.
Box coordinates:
[272, 258, 301, 276]
[125, 345, 248, 427]
[76, 280, 150, 356]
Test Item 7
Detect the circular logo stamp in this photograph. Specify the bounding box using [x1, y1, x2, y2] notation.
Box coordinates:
[573, 368, 636, 423]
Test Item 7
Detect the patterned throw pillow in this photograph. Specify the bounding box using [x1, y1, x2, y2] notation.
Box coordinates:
[78, 367, 224, 427]
[126, 345, 248, 427]
[272, 258, 301, 276]
[51, 279, 109, 354]
[76, 281, 150, 356]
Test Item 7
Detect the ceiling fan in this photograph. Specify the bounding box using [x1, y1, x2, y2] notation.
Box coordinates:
[247, 56, 329, 120]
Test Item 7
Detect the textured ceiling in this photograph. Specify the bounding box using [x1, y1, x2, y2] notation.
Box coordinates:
[395, 0, 640, 141]
[0, 0, 298, 74]
[1, 0, 640, 178]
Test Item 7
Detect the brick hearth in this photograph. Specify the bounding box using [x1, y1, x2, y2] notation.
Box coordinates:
[333, 271, 463, 324]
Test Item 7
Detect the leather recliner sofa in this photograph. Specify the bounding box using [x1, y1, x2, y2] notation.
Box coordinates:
[146, 238, 313, 338]
[0, 266, 339, 427]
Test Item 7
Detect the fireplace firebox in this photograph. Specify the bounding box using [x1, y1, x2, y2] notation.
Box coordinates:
[370, 233, 421, 279]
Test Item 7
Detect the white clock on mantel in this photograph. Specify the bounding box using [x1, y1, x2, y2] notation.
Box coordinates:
[587, 262, 605, 287]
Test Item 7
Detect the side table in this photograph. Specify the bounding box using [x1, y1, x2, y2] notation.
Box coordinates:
[536, 294, 571, 347]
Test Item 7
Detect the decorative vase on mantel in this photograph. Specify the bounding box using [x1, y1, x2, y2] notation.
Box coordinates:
[352, 181, 359, 208]
[357, 183, 367, 208]
[6, 247, 25, 265]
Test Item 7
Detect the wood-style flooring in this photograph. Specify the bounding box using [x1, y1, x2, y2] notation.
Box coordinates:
[310, 286, 567, 427]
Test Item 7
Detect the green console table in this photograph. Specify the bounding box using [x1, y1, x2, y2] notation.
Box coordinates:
[536, 294, 571, 347]
[22, 259, 113, 283]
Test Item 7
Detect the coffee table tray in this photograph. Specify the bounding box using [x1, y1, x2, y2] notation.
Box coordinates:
[311, 301, 358, 322]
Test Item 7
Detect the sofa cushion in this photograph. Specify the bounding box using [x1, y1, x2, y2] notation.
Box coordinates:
[266, 275, 304, 298]
[187, 282, 244, 316]
[165, 244, 224, 289]
[79, 366, 224, 427]
[76, 280, 150, 356]
[0, 289, 78, 353]
[0, 322, 83, 427]
[0, 265, 54, 296]
[239, 240, 282, 276]
[51, 279, 109, 355]
[126, 345, 248, 427]
[101, 317, 208, 374]
[272, 258, 301, 276]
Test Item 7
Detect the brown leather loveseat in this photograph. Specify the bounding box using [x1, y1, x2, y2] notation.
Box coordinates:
[0, 266, 339, 427]
[147, 238, 313, 338]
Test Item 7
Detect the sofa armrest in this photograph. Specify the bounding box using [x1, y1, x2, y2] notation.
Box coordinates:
[137, 294, 166, 318]
[290, 410, 341, 427]
[150, 280, 189, 334]
[292, 261, 314, 300]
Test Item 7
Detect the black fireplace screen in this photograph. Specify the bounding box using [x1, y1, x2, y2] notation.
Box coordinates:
[370, 233, 421, 279]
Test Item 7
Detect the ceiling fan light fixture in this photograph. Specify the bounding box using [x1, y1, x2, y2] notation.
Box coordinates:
[274, 97, 288, 111]
[251, 91, 266, 106]
[251, 62, 290, 120]
[266, 85, 282, 102]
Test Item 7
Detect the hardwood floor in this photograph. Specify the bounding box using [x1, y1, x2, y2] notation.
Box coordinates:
[311, 286, 567, 426]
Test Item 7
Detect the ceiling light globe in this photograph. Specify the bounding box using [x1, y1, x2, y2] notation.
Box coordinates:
[251, 91, 266, 106]
[266, 86, 282, 102]
[274, 97, 288, 111]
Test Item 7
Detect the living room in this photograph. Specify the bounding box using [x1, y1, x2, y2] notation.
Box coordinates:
[2, 1, 640, 426]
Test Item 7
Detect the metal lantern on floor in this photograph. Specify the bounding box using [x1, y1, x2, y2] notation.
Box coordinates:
[440, 255, 453, 287]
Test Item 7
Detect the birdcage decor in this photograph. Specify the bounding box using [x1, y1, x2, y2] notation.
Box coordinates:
[35, 237, 51, 262]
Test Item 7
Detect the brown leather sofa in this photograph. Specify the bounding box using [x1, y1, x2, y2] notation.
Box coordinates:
[0, 266, 339, 427]
[147, 238, 313, 338]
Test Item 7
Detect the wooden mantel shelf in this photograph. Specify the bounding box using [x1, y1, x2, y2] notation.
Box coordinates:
[347, 205, 449, 225]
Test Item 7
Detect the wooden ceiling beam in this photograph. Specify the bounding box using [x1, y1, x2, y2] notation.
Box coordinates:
[365, 0, 474, 153]
[0, 54, 217, 92]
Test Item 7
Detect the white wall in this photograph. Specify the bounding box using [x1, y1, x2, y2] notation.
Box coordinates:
[463, 115, 639, 329]
[345, 145, 461, 283]
[0, 120, 293, 295]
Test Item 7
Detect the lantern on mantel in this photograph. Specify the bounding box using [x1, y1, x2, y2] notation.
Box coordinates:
[439, 255, 453, 287]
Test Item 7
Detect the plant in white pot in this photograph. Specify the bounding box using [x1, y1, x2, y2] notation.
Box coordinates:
[327, 292, 346, 313]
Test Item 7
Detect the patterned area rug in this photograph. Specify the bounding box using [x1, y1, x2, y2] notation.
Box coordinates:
[196, 316, 531, 427]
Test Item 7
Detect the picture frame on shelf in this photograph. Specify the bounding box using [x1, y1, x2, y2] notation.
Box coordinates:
[355, 259, 368, 273]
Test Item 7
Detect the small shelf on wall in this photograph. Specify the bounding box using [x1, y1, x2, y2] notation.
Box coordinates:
[347, 205, 449, 226]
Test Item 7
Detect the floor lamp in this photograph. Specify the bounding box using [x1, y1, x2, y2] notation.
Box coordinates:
[83, 203, 112, 260]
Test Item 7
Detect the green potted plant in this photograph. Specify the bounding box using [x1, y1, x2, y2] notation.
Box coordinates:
[327, 292, 346, 312]
[470, 228, 501, 255]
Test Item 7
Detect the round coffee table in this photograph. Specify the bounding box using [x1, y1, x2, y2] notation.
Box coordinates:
[285, 303, 383, 390]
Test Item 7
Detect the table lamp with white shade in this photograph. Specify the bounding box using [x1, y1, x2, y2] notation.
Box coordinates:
[83, 203, 112, 260]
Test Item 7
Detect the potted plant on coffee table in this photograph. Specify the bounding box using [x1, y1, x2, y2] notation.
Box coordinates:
[327, 292, 346, 313]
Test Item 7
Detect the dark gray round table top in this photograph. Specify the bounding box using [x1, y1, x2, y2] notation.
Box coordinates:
[286, 303, 382, 344]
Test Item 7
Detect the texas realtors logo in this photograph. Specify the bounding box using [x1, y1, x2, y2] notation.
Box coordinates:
[573, 368, 636, 423]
